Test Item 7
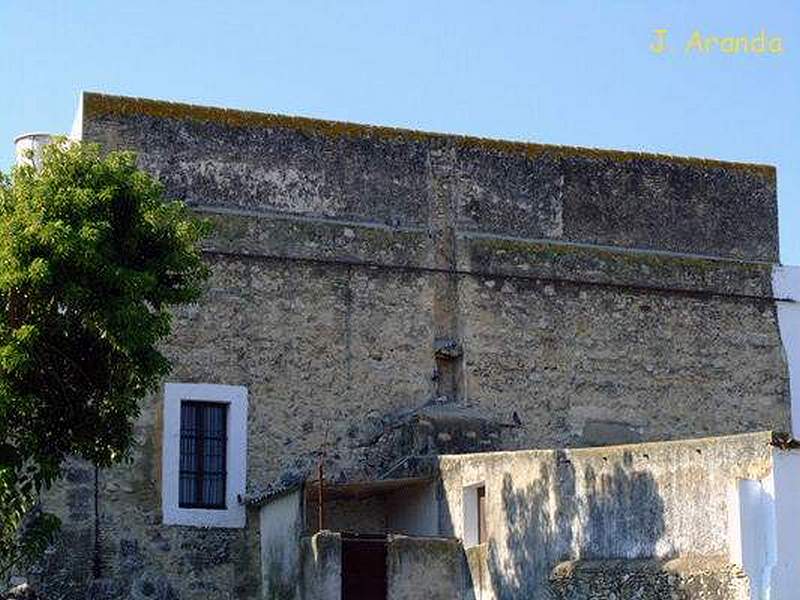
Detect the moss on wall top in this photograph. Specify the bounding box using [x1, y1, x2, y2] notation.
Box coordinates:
[81, 92, 775, 178]
[470, 236, 774, 275]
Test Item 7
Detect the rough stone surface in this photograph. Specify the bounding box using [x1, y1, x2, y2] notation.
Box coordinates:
[81, 93, 778, 261]
[460, 275, 787, 450]
[34, 93, 790, 598]
[0, 584, 39, 600]
[550, 557, 750, 599]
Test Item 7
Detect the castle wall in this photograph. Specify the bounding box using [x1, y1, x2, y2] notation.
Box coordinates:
[79, 93, 778, 261]
[35, 93, 791, 599]
[78, 92, 789, 461]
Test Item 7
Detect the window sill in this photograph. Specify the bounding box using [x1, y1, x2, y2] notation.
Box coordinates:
[163, 504, 246, 529]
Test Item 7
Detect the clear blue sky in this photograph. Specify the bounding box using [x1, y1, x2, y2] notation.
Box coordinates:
[2, 1, 798, 261]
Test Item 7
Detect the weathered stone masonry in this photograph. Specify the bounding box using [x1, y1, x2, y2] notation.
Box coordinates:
[35, 92, 790, 599]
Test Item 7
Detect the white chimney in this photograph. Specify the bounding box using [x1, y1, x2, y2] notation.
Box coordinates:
[14, 133, 52, 168]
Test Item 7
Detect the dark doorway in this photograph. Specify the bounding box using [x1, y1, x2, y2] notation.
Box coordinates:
[341, 534, 387, 600]
[477, 484, 487, 544]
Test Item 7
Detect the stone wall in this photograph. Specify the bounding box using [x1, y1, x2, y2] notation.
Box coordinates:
[29, 459, 95, 598]
[79, 93, 778, 261]
[77, 92, 789, 467]
[385, 482, 438, 536]
[303, 481, 439, 536]
[550, 557, 750, 600]
[34, 92, 790, 598]
[306, 496, 388, 535]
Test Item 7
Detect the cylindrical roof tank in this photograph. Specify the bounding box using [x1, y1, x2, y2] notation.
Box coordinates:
[14, 133, 52, 168]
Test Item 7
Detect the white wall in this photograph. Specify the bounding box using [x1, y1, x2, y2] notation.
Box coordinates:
[436, 434, 774, 599]
[772, 266, 800, 437]
[769, 450, 800, 599]
[386, 483, 439, 536]
[727, 448, 800, 600]
[260, 488, 304, 599]
[727, 476, 776, 600]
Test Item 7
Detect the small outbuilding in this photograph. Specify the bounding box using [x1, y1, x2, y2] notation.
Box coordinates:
[251, 431, 800, 600]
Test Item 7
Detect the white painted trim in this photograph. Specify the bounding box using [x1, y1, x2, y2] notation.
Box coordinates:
[70, 92, 84, 141]
[462, 482, 484, 547]
[727, 477, 776, 600]
[772, 266, 800, 437]
[727, 450, 800, 600]
[772, 266, 800, 301]
[769, 449, 800, 599]
[162, 383, 248, 528]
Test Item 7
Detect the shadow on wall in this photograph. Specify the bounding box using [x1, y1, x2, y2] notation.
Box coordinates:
[486, 451, 666, 599]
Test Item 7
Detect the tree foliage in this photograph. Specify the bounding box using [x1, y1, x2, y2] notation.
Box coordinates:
[0, 140, 209, 574]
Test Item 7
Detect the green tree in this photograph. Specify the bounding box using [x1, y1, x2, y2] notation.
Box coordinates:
[0, 139, 210, 575]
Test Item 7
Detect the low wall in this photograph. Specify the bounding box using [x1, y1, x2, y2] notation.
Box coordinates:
[386, 535, 463, 600]
[299, 532, 341, 600]
[260, 489, 303, 599]
[294, 532, 464, 600]
[436, 431, 773, 599]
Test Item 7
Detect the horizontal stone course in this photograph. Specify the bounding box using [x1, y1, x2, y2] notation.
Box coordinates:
[200, 208, 777, 300]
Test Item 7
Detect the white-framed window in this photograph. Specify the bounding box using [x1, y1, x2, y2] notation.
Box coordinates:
[162, 383, 248, 528]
